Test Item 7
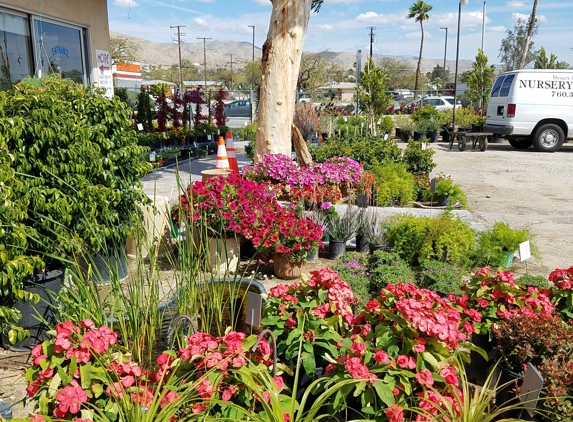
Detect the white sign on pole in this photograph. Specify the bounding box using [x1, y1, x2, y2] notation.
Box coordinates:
[95, 50, 113, 99]
[519, 240, 531, 262]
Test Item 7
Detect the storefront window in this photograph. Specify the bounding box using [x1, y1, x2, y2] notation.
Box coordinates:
[0, 11, 32, 90]
[33, 19, 85, 84]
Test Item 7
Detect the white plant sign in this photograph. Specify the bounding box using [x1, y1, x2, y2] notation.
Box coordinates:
[519, 240, 531, 261]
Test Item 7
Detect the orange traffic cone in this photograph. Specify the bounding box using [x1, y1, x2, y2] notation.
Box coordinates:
[226, 131, 239, 173]
[215, 136, 230, 170]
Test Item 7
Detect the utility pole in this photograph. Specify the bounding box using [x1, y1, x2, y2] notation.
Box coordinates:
[170, 25, 186, 91]
[227, 54, 234, 90]
[368, 26, 376, 59]
[197, 37, 211, 89]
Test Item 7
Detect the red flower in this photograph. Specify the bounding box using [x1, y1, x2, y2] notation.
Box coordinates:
[385, 404, 404, 422]
[415, 369, 434, 387]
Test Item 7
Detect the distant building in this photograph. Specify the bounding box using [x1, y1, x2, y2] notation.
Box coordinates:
[113, 62, 142, 89]
[0, 0, 111, 91]
[317, 82, 358, 102]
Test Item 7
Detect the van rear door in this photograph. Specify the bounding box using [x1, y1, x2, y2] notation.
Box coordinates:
[485, 73, 516, 135]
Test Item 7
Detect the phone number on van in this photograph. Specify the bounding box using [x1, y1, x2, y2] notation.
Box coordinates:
[551, 91, 573, 97]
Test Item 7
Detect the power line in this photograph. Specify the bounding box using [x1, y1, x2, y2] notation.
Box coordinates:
[197, 37, 212, 88]
[170, 25, 186, 91]
[227, 54, 234, 89]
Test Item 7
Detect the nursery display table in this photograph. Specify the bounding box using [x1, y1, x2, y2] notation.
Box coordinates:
[449, 131, 493, 152]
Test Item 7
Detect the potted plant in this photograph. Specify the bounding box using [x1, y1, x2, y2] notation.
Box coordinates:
[422, 173, 468, 208]
[195, 147, 208, 159]
[293, 103, 320, 140]
[361, 211, 389, 254]
[355, 171, 376, 208]
[476, 221, 535, 268]
[414, 118, 431, 141]
[395, 114, 415, 142]
[326, 206, 360, 259]
[426, 117, 444, 143]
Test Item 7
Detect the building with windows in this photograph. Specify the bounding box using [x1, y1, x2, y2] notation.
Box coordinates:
[0, 0, 110, 91]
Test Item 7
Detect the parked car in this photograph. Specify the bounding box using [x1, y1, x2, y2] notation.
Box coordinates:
[409, 96, 462, 111]
[224, 100, 252, 117]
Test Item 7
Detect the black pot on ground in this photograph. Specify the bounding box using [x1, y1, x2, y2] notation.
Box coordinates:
[467, 333, 496, 385]
[429, 131, 439, 143]
[494, 365, 523, 420]
[413, 131, 424, 141]
[400, 131, 412, 143]
[240, 239, 257, 260]
[306, 249, 318, 262]
[369, 244, 388, 254]
[328, 240, 346, 259]
[395, 128, 402, 138]
[357, 194, 368, 208]
[437, 195, 451, 206]
[355, 235, 369, 253]
[7, 267, 65, 351]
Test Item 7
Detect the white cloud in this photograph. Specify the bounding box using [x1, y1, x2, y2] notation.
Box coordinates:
[511, 12, 547, 23]
[251, 0, 271, 5]
[314, 24, 337, 32]
[506, 1, 526, 7]
[404, 32, 420, 40]
[355, 11, 403, 25]
[193, 17, 209, 28]
[197, 0, 215, 2]
[488, 25, 507, 33]
[114, 0, 139, 7]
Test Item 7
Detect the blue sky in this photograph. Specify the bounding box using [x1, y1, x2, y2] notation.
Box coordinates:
[108, 0, 573, 65]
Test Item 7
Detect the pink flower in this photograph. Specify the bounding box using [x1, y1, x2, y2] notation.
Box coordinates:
[285, 317, 297, 328]
[55, 385, 88, 415]
[439, 365, 459, 385]
[385, 404, 404, 422]
[415, 369, 434, 387]
[350, 341, 367, 355]
[373, 349, 389, 364]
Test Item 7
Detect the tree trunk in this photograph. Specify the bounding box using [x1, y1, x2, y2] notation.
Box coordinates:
[414, 20, 425, 92]
[254, 0, 312, 164]
[518, 0, 537, 69]
[292, 124, 312, 166]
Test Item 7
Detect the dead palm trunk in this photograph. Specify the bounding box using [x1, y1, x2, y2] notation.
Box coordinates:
[518, 0, 538, 69]
[254, 0, 311, 164]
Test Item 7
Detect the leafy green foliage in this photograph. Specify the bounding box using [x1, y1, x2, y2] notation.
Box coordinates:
[371, 162, 416, 206]
[357, 58, 393, 135]
[334, 252, 371, 308]
[0, 136, 42, 342]
[474, 221, 536, 267]
[1, 74, 152, 260]
[418, 260, 464, 295]
[402, 140, 436, 176]
[517, 273, 550, 288]
[308, 134, 402, 171]
[465, 49, 496, 114]
[386, 212, 477, 267]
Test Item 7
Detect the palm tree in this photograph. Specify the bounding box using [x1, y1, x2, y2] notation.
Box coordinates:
[407, 0, 433, 92]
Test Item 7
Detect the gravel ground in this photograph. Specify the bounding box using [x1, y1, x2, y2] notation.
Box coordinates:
[428, 138, 573, 276]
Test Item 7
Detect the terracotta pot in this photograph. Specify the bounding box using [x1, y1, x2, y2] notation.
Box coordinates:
[273, 254, 304, 279]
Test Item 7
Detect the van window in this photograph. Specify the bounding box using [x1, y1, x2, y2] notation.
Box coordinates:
[490, 76, 505, 97]
[499, 74, 515, 97]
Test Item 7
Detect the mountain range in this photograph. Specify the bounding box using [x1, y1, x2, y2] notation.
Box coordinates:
[110, 31, 475, 74]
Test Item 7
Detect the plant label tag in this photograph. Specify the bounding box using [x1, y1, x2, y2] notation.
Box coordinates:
[519, 363, 544, 416]
[137, 123, 144, 131]
[384, 134, 389, 140]
[422, 142, 427, 151]
[207, 135, 212, 141]
[430, 178, 436, 194]
[519, 240, 531, 261]
[193, 142, 198, 148]
[246, 292, 262, 329]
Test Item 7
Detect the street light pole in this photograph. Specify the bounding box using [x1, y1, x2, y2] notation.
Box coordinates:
[481, 0, 486, 53]
[248, 25, 255, 63]
[452, 0, 468, 133]
[440, 27, 448, 91]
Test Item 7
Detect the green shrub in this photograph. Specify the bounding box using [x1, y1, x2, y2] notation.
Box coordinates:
[419, 260, 465, 295]
[334, 252, 371, 308]
[517, 273, 550, 289]
[386, 212, 477, 267]
[372, 162, 416, 206]
[309, 134, 401, 170]
[474, 221, 536, 267]
[402, 140, 436, 176]
[370, 262, 417, 293]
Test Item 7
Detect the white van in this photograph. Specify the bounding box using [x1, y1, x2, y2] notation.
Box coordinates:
[484, 69, 573, 152]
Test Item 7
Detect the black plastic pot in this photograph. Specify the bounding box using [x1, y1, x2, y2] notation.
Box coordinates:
[306, 249, 318, 262]
[369, 244, 388, 254]
[395, 128, 402, 138]
[437, 195, 451, 206]
[429, 131, 439, 143]
[413, 131, 424, 141]
[495, 365, 524, 420]
[355, 235, 369, 253]
[8, 267, 65, 351]
[400, 131, 412, 143]
[328, 240, 346, 259]
[357, 194, 368, 208]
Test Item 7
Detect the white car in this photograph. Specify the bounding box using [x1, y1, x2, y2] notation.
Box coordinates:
[410, 96, 462, 111]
